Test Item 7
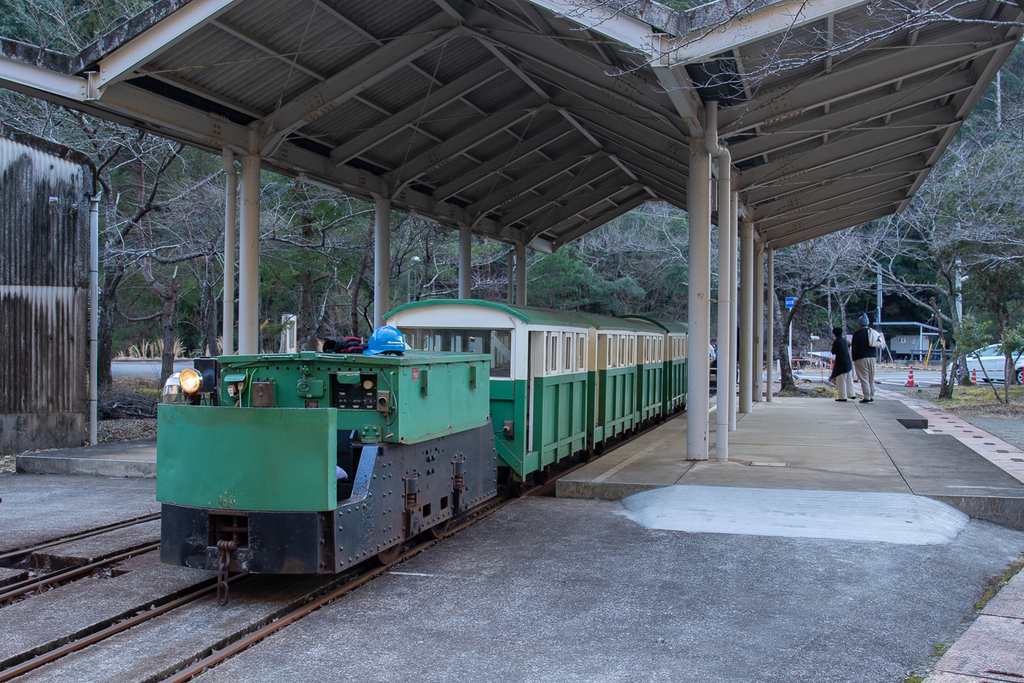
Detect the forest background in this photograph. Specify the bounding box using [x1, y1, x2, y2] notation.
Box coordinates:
[1, 0, 1023, 395]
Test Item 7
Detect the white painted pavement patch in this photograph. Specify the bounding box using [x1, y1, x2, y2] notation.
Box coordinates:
[621, 485, 968, 545]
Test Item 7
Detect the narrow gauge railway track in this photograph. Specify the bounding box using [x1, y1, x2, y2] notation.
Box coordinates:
[0, 411, 682, 681]
[0, 542, 160, 607]
[0, 513, 161, 568]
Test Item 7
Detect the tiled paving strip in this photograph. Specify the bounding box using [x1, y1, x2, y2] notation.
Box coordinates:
[877, 388, 1024, 485]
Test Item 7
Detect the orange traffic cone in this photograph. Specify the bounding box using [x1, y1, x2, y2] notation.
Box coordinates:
[905, 365, 916, 387]
[971, 368, 977, 383]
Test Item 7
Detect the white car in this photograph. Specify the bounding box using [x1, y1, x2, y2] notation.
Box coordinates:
[963, 343, 1023, 384]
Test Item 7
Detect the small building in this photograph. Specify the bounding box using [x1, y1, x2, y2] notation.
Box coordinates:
[877, 322, 939, 361]
[0, 123, 93, 454]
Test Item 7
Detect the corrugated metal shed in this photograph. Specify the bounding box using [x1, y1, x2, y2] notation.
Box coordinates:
[0, 123, 93, 454]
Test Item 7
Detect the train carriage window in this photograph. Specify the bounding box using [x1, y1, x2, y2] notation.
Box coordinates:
[563, 333, 572, 372]
[548, 333, 558, 374]
[398, 327, 511, 377]
[577, 333, 586, 371]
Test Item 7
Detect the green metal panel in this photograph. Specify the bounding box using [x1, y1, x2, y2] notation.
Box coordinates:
[217, 352, 489, 444]
[665, 358, 687, 412]
[637, 362, 664, 422]
[388, 299, 590, 328]
[156, 405, 336, 512]
[490, 378, 531, 478]
[533, 372, 587, 467]
[596, 367, 637, 440]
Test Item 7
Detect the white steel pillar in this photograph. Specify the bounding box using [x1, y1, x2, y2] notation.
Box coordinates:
[222, 149, 236, 356]
[706, 102, 731, 462]
[766, 247, 775, 402]
[89, 193, 100, 445]
[373, 197, 392, 329]
[754, 239, 765, 402]
[739, 221, 753, 414]
[686, 135, 711, 461]
[515, 242, 527, 306]
[507, 250, 514, 304]
[729, 192, 739, 430]
[238, 124, 261, 355]
[458, 225, 472, 299]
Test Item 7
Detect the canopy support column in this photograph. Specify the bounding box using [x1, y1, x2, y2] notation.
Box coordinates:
[458, 225, 472, 299]
[706, 101, 731, 461]
[507, 250, 514, 304]
[238, 124, 261, 355]
[739, 221, 753, 414]
[89, 193, 100, 446]
[515, 242, 527, 306]
[373, 197, 391, 329]
[729, 192, 739, 430]
[754, 239, 765, 402]
[687, 134, 711, 461]
[222, 149, 236, 356]
[766, 247, 775, 402]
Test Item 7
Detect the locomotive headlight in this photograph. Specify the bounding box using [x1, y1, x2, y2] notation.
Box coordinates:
[179, 368, 202, 394]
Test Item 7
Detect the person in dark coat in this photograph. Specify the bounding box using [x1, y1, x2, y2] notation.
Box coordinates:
[851, 314, 876, 403]
[829, 326, 855, 401]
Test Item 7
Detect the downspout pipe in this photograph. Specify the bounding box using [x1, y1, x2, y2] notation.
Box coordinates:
[89, 192, 100, 446]
[706, 101, 731, 462]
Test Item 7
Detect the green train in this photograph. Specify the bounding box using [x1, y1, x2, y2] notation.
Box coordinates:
[386, 301, 688, 492]
[157, 301, 688, 579]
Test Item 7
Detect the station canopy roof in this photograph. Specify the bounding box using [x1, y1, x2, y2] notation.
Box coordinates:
[0, 0, 1019, 251]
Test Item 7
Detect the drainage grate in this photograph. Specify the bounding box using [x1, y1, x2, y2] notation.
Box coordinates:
[749, 462, 788, 467]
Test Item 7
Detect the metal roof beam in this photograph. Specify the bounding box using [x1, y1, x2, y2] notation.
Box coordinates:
[739, 108, 954, 190]
[260, 20, 464, 155]
[721, 28, 1011, 133]
[92, 0, 236, 92]
[329, 59, 505, 165]
[744, 155, 925, 204]
[751, 173, 915, 222]
[729, 70, 975, 163]
[0, 54, 89, 101]
[898, 7, 1023, 210]
[762, 199, 901, 241]
[760, 188, 908, 235]
[524, 0, 654, 53]
[555, 104, 688, 172]
[385, 95, 550, 190]
[768, 207, 893, 248]
[432, 120, 575, 203]
[522, 184, 642, 240]
[498, 160, 623, 228]
[551, 194, 650, 250]
[661, 0, 870, 67]
[467, 148, 602, 219]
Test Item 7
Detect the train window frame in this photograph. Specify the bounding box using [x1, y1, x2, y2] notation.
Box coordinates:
[577, 333, 586, 372]
[400, 327, 512, 378]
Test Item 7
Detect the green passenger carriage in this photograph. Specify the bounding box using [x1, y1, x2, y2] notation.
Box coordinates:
[622, 316, 689, 416]
[387, 301, 592, 489]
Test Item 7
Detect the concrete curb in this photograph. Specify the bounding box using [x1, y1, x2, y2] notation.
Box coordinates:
[16, 454, 155, 478]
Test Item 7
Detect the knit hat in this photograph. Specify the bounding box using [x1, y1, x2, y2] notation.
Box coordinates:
[858, 314, 870, 326]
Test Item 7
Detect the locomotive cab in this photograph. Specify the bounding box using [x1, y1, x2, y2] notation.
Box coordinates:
[157, 350, 497, 575]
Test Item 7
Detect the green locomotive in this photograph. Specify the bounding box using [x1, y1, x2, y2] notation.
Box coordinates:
[157, 342, 496, 577]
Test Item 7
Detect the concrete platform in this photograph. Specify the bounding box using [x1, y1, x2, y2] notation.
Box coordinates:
[192, 497, 1024, 683]
[0, 475, 157, 553]
[16, 438, 156, 478]
[558, 395, 1024, 531]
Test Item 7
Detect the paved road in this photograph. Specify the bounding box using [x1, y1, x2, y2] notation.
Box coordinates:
[111, 360, 192, 379]
[795, 369, 944, 387]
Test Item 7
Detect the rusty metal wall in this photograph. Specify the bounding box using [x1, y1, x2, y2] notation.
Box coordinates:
[0, 126, 92, 454]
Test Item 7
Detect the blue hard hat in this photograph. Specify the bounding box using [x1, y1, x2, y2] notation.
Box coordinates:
[364, 326, 407, 355]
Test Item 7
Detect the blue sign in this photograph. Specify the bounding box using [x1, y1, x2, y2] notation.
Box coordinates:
[785, 297, 795, 309]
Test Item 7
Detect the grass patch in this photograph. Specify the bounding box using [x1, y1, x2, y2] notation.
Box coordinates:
[974, 556, 1024, 611]
[886, 384, 1024, 419]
